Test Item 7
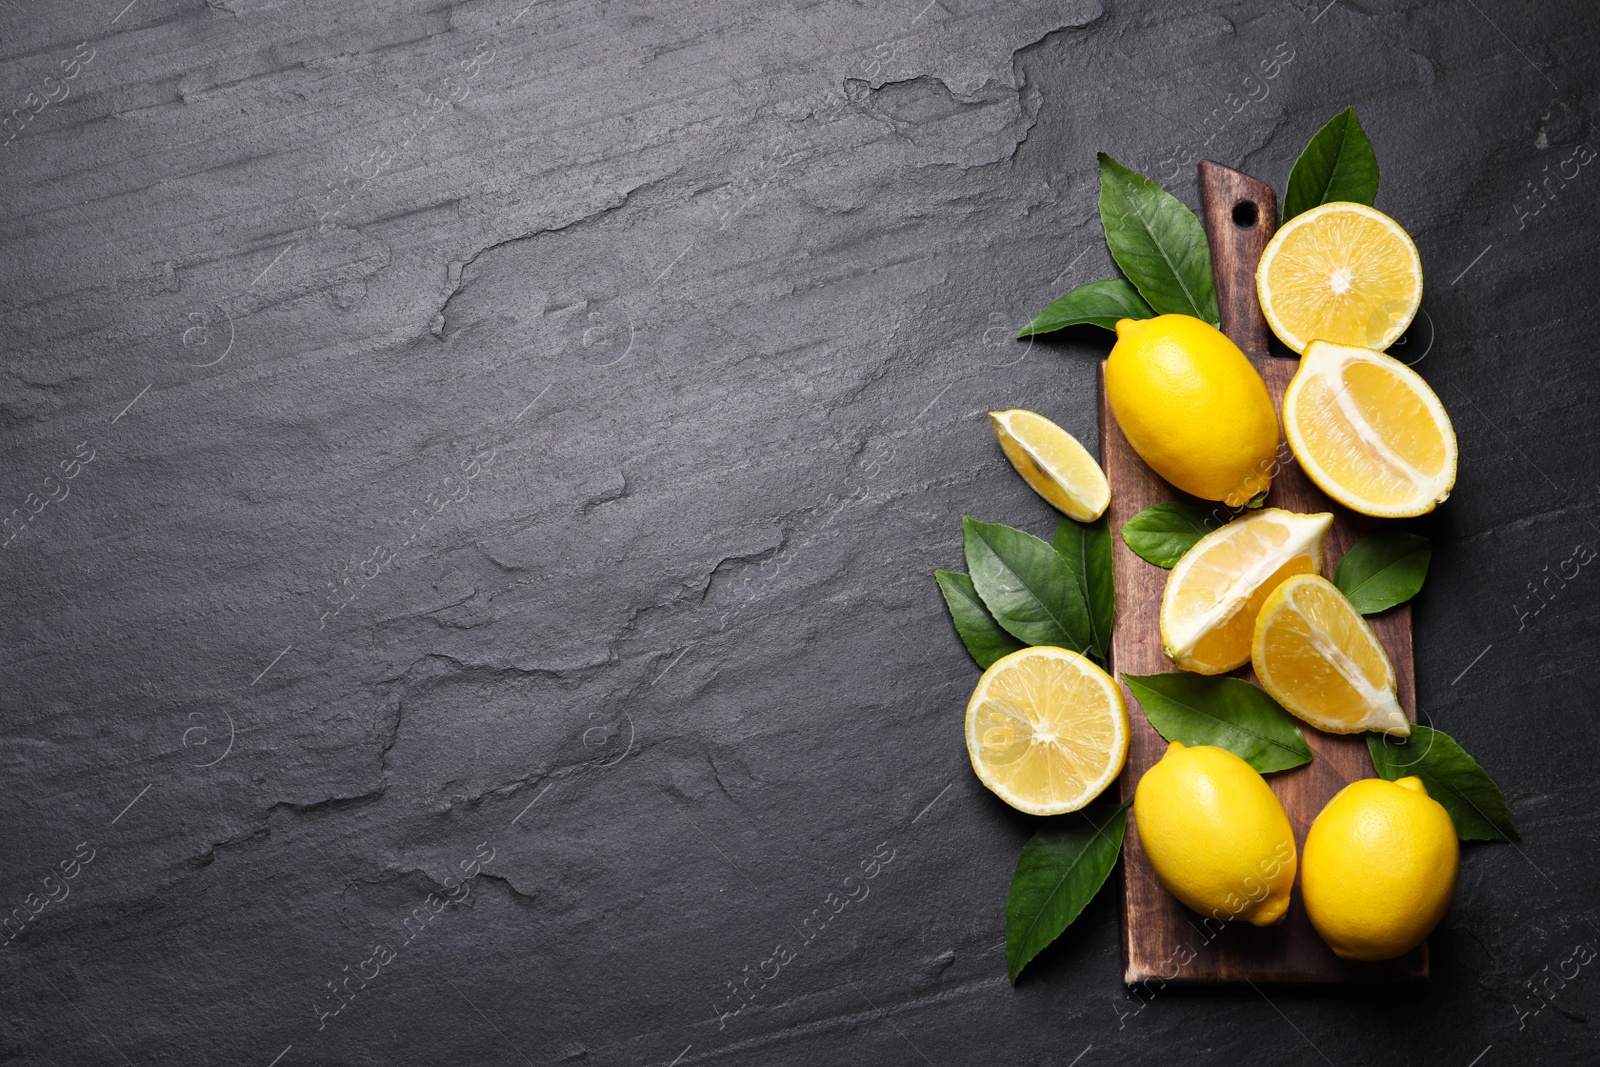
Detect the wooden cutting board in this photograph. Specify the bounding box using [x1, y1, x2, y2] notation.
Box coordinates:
[1105, 162, 1425, 984]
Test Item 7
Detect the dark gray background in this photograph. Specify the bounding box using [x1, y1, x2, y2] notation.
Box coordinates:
[2, 0, 1596, 1063]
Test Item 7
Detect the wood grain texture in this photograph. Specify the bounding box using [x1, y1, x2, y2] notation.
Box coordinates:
[1197, 159, 1279, 357]
[1108, 160, 1423, 984]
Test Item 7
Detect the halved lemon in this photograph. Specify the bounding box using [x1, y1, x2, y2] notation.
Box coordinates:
[965, 646, 1128, 815]
[1252, 574, 1408, 736]
[1257, 202, 1422, 354]
[990, 409, 1110, 521]
[1160, 508, 1333, 674]
[1282, 340, 1457, 518]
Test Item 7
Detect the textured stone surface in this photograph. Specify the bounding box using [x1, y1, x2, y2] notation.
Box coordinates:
[1, 0, 1597, 1063]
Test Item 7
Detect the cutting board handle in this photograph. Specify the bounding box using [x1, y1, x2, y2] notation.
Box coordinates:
[1197, 160, 1279, 359]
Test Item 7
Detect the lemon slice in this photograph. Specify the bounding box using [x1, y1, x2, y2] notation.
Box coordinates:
[965, 646, 1128, 815]
[1283, 340, 1458, 518]
[1257, 201, 1422, 354]
[990, 409, 1111, 521]
[1159, 508, 1332, 674]
[1252, 574, 1408, 736]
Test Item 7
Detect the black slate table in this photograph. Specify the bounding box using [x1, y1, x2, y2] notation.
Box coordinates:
[2, 1, 1597, 1064]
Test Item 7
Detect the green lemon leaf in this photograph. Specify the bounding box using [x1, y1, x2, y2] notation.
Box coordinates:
[1333, 532, 1431, 614]
[1366, 726, 1518, 841]
[1283, 106, 1380, 221]
[1016, 279, 1156, 337]
[1097, 153, 1219, 325]
[963, 517, 1092, 655]
[1123, 673, 1312, 774]
[1119, 502, 1213, 568]
[1005, 796, 1129, 984]
[935, 569, 1025, 670]
[1052, 516, 1114, 667]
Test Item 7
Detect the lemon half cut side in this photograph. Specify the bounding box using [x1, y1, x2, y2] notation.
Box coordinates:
[965, 646, 1128, 816]
[1257, 201, 1422, 354]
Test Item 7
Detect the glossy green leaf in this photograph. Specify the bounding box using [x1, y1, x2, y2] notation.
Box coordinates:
[1283, 106, 1380, 221]
[963, 517, 1092, 655]
[1053, 516, 1114, 667]
[1005, 796, 1129, 983]
[1367, 726, 1518, 841]
[1123, 673, 1312, 774]
[1016, 279, 1156, 337]
[1333, 532, 1431, 614]
[935, 569, 1025, 670]
[1097, 153, 1219, 325]
[1119, 502, 1213, 568]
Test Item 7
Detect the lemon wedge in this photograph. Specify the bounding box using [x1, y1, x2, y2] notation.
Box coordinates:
[1257, 201, 1422, 354]
[965, 646, 1128, 815]
[1159, 508, 1333, 674]
[990, 409, 1110, 521]
[1282, 340, 1458, 518]
[1253, 573, 1408, 736]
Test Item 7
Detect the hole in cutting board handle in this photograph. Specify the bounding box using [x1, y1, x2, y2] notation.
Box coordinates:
[1231, 199, 1259, 228]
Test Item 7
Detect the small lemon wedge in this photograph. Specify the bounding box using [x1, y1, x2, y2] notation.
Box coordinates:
[1252, 573, 1408, 736]
[990, 409, 1110, 521]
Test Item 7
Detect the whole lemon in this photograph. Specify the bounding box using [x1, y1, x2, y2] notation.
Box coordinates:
[1105, 315, 1280, 506]
[1301, 776, 1459, 961]
[1133, 741, 1297, 926]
